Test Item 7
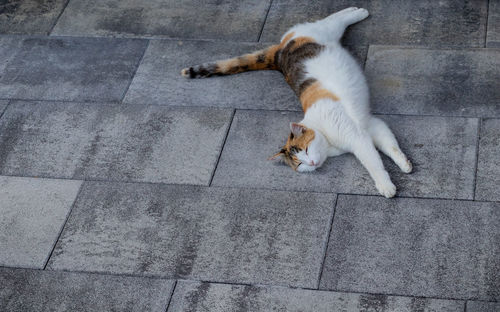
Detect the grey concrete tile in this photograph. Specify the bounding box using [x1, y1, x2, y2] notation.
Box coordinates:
[475, 119, 500, 201]
[0, 176, 81, 268]
[124, 40, 367, 109]
[0, 101, 232, 185]
[47, 182, 335, 288]
[366, 46, 500, 117]
[51, 0, 271, 41]
[0, 268, 173, 312]
[170, 281, 465, 312]
[260, 0, 487, 47]
[487, 0, 500, 47]
[320, 195, 500, 301]
[0, 36, 147, 101]
[467, 301, 500, 312]
[0, 0, 68, 35]
[212, 110, 477, 199]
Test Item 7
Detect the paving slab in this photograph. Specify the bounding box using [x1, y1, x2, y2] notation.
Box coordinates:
[47, 182, 335, 288]
[366, 46, 500, 117]
[124, 40, 367, 109]
[475, 118, 500, 201]
[0, 36, 147, 101]
[0, 176, 81, 268]
[0, 0, 68, 35]
[169, 281, 465, 312]
[466, 301, 500, 312]
[51, 0, 271, 41]
[260, 0, 487, 47]
[0, 268, 173, 312]
[487, 0, 500, 47]
[0, 101, 232, 185]
[212, 110, 477, 199]
[320, 195, 500, 301]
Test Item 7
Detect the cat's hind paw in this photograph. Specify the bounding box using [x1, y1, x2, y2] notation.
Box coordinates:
[338, 7, 359, 13]
[353, 8, 369, 20]
[376, 181, 397, 198]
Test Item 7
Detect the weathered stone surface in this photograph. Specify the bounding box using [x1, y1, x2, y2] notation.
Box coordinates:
[0, 0, 67, 35]
[212, 110, 477, 199]
[467, 301, 500, 312]
[47, 182, 335, 288]
[320, 195, 500, 301]
[0, 36, 147, 101]
[0, 176, 81, 268]
[0, 101, 232, 185]
[260, 0, 487, 47]
[51, 0, 271, 41]
[487, 0, 500, 47]
[475, 118, 500, 201]
[124, 40, 367, 109]
[170, 281, 465, 312]
[366, 46, 500, 117]
[0, 268, 173, 312]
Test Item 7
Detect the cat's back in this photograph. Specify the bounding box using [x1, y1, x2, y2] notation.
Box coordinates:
[278, 25, 371, 124]
[304, 42, 371, 124]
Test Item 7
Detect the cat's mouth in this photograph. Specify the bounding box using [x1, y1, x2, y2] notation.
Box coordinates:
[294, 162, 302, 171]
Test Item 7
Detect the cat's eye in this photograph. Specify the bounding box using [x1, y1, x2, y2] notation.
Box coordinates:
[306, 147, 308, 154]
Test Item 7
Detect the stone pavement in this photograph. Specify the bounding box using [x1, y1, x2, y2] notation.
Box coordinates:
[0, 0, 499, 311]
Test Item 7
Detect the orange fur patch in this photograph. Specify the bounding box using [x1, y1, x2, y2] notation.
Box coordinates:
[212, 32, 306, 75]
[299, 81, 340, 112]
[288, 36, 316, 52]
[286, 128, 315, 150]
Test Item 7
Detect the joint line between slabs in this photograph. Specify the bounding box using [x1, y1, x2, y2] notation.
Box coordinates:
[258, 0, 274, 42]
[316, 194, 339, 288]
[48, 0, 71, 35]
[120, 40, 151, 103]
[164, 280, 178, 312]
[484, 0, 490, 48]
[208, 109, 236, 186]
[472, 118, 482, 200]
[0, 99, 11, 120]
[42, 183, 84, 270]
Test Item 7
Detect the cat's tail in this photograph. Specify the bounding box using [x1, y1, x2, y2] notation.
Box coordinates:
[181, 45, 280, 79]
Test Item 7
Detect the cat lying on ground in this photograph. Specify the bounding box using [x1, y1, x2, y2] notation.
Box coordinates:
[181, 7, 412, 198]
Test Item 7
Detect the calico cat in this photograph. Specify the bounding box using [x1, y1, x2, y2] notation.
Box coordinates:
[181, 7, 412, 198]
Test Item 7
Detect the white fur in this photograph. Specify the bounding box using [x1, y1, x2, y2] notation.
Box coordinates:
[289, 8, 412, 198]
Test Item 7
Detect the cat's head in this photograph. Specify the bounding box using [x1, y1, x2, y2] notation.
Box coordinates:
[269, 122, 328, 172]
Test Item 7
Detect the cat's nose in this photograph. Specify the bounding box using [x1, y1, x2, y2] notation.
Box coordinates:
[310, 160, 316, 166]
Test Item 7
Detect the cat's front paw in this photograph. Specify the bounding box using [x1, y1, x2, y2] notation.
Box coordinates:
[401, 159, 413, 174]
[376, 181, 396, 198]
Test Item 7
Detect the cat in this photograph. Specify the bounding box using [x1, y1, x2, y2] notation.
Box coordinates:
[181, 7, 412, 198]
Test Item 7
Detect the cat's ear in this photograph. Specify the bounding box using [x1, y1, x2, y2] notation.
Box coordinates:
[290, 122, 306, 137]
[268, 148, 285, 161]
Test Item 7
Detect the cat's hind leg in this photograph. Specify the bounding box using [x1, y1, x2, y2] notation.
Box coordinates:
[368, 117, 412, 173]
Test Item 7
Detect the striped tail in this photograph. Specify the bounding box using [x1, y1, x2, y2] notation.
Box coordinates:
[181, 45, 280, 79]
